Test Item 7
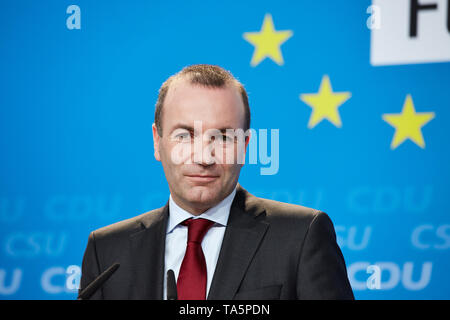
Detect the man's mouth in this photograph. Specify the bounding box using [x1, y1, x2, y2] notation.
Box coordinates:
[184, 175, 219, 183]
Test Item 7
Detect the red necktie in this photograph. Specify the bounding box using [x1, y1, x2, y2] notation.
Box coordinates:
[177, 218, 214, 300]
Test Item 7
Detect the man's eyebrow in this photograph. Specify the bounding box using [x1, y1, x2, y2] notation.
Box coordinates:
[217, 127, 236, 133]
[170, 124, 237, 133]
[170, 123, 194, 133]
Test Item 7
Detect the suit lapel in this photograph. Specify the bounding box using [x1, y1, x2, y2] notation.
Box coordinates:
[128, 203, 168, 299]
[207, 185, 269, 300]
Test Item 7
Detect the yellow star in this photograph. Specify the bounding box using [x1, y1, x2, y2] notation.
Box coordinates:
[243, 13, 293, 66]
[299, 75, 351, 128]
[382, 95, 435, 149]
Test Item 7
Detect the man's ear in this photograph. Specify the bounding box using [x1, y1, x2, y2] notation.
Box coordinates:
[152, 123, 161, 161]
[244, 130, 251, 150]
[243, 130, 251, 165]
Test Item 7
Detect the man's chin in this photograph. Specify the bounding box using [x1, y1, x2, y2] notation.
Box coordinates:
[185, 186, 221, 207]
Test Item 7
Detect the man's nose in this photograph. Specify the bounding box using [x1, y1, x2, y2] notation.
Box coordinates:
[192, 137, 216, 166]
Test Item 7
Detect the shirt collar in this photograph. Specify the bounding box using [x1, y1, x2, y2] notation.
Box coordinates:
[167, 187, 237, 234]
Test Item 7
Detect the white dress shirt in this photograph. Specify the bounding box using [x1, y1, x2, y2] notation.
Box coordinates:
[163, 187, 237, 300]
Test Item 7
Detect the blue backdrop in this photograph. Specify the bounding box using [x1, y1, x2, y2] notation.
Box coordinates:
[1, 0, 449, 299]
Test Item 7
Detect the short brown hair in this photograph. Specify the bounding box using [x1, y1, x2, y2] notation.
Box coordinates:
[154, 64, 250, 136]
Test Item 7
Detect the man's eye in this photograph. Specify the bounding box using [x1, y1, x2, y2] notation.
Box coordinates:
[175, 132, 191, 142]
[214, 134, 234, 144]
[223, 135, 234, 142]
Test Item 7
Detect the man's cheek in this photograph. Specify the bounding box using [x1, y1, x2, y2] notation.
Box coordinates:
[169, 143, 192, 165]
[214, 145, 238, 165]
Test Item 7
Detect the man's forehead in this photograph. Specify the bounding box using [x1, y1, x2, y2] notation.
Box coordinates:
[160, 77, 246, 134]
[164, 82, 242, 115]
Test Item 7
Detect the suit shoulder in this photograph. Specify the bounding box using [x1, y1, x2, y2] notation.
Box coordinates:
[256, 197, 337, 241]
[258, 196, 321, 222]
[248, 193, 334, 245]
[91, 206, 166, 241]
[237, 185, 334, 232]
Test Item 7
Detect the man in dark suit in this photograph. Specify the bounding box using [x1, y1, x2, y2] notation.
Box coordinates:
[79, 64, 354, 300]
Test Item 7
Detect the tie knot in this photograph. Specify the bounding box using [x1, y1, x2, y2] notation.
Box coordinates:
[181, 218, 214, 244]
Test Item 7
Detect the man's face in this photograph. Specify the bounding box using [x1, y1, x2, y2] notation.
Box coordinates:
[152, 79, 250, 214]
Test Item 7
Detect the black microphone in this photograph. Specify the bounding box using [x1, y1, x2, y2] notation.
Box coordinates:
[166, 269, 177, 300]
[77, 262, 120, 300]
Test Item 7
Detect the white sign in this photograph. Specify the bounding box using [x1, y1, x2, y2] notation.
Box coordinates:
[370, 0, 450, 65]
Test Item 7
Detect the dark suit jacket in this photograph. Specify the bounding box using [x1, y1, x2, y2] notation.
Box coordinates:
[79, 184, 354, 300]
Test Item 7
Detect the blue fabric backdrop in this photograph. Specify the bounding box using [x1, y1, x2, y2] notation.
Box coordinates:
[1, 0, 449, 299]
